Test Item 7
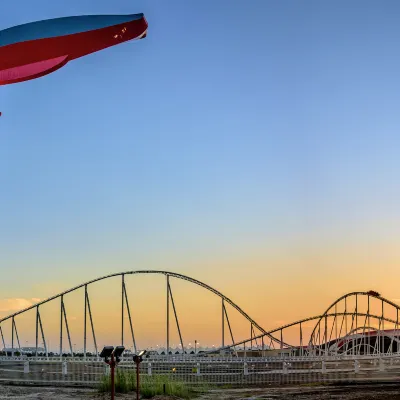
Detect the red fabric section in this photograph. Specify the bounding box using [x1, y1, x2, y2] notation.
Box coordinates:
[0, 17, 147, 85]
[0, 55, 68, 85]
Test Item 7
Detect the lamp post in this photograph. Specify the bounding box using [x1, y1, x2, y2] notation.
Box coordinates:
[100, 346, 125, 400]
[195, 340, 197, 354]
[133, 350, 147, 400]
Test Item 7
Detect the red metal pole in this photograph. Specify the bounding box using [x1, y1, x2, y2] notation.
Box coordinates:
[136, 360, 140, 400]
[110, 353, 115, 400]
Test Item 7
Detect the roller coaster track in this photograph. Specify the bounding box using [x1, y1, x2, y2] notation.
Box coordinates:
[2, 273, 399, 358]
[218, 292, 400, 357]
[0, 270, 290, 356]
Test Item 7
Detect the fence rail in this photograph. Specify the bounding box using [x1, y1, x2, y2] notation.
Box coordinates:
[0, 355, 400, 387]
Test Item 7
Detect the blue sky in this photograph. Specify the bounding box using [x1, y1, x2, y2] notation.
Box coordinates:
[1, 1, 400, 308]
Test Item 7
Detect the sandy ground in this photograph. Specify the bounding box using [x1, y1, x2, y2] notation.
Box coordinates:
[196, 384, 400, 399]
[2, 384, 400, 399]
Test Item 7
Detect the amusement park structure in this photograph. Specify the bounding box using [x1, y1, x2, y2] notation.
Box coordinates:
[1, 272, 400, 387]
[0, 271, 399, 360]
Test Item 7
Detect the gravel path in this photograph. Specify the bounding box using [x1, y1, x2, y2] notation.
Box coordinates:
[2, 384, 400, 399]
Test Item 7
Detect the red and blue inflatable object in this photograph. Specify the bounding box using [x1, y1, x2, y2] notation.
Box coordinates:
[0, 13, 148, 86]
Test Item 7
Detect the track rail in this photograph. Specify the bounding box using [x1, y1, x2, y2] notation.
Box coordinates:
[0, 270, 277, 343]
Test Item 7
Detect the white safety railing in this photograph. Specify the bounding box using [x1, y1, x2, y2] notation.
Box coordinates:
[0, 355, 400, 387]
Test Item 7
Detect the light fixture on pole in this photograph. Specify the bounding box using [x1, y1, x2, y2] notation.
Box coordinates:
[100, 345, 125, 400]
[133, 350, 147, 400]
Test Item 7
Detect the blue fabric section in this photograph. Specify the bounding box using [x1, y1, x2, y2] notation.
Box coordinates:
[0, 14, 143, 47]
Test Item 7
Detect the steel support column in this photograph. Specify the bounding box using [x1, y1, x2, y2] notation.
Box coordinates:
[86, 289, 98, 357]
[38, 309, 48, 358]
[368, 296, 371, 355]
[345, 297, 348, 336]
[223, 302, 237, 356]
[222, 299, 225, 348]
[11, 317, 14, 357]
[168, 281, 184, 353]
[60, 296, 63, 359]
[166, 274, 170, 356]
[13, 318, 21, 353]
[335, 304, 338, 343]
[122, 274, 125, 347]
[84, 286, 87, 359]
[123, 281, 137, 353]
[397, 308, 399, 354]
[300, 323, 303, 356]
[0, 325, 5, 351]
[62, 300, 73, 357]
[35, 307, 39, 358]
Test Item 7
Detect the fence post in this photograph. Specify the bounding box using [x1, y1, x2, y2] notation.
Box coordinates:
[24, 361, 29, 374]
[321, 360, 326, 374]
[243, 362, 249, 376]
[354, 360, 360, 374]
[148, 362, 152, 376]
[62, 361, 68, 375]
[283, 361, 288, 375]
[196, 362, 201, 376]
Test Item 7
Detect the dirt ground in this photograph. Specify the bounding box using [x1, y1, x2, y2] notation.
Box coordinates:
[2, 384, 400, 399]
[196, 384, 400, 399]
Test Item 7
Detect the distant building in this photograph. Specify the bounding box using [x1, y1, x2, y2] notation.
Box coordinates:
[3, 347, 45, 356]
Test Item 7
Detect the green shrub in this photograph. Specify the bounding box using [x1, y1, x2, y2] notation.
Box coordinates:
[99, 369, 197, 399]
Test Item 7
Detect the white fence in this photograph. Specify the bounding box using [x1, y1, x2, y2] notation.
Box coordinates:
[0, 355, 399, 387]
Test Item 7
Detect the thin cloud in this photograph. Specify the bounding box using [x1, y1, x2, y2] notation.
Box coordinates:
[0, 298, 41, 313]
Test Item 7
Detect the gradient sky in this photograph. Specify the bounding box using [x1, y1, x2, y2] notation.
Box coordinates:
[1, 0, 400, 348]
